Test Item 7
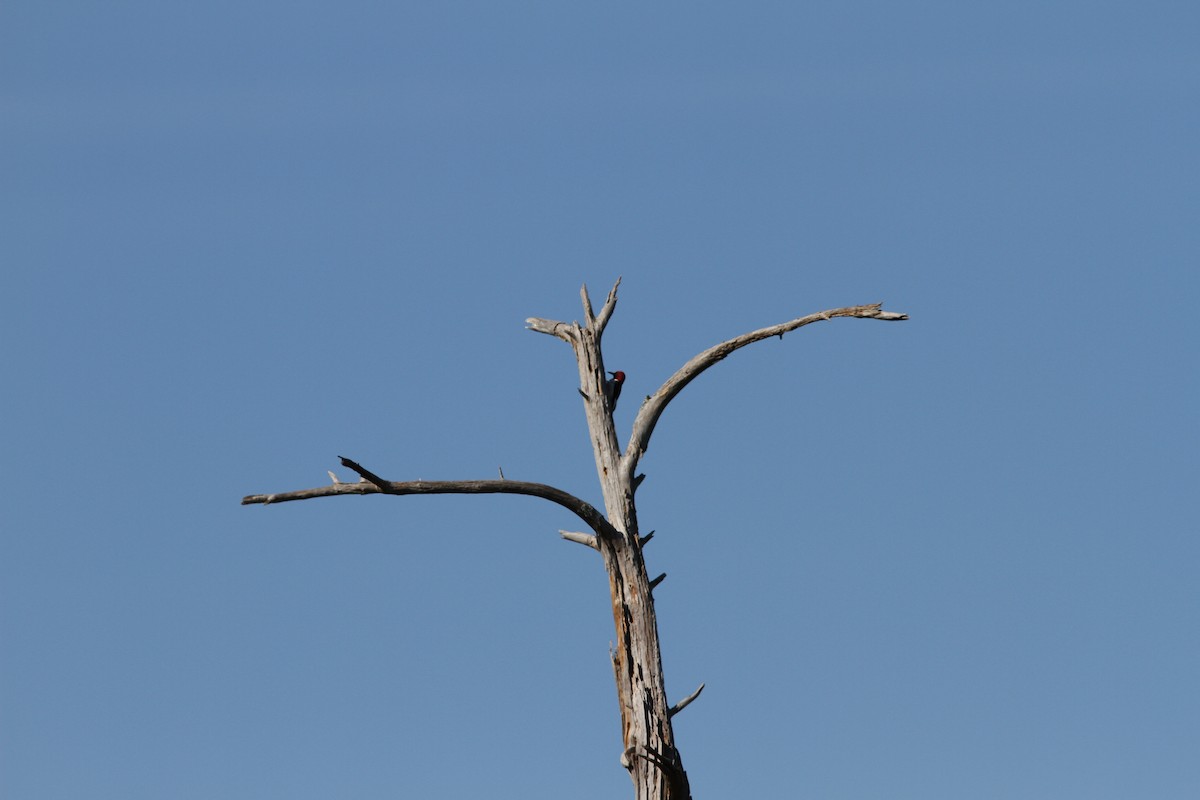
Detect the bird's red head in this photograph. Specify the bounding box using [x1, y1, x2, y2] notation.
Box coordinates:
[609, 370, 626, 383]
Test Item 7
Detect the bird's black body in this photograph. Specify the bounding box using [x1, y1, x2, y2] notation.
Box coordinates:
[604, 370, 626, 411]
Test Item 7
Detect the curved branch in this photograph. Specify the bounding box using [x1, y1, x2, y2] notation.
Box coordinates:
[623, 302, 907, 471]
[242, 457, 621, 541]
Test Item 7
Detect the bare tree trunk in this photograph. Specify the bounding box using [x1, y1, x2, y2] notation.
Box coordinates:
[242, 278, 906, 800]
[529, 282, 690, 797]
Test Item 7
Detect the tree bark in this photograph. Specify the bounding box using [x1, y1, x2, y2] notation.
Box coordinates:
[527, 279, 690, 797]
[243, 279, 907, 800]
[526, 284, 905, 798]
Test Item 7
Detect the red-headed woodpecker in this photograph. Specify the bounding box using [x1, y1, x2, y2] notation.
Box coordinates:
[604, 370, 626, 411]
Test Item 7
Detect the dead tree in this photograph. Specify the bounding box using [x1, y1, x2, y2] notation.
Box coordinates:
[242, 279, 907, 799]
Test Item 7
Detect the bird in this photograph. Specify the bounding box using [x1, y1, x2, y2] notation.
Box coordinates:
[604, 370, 626, 411]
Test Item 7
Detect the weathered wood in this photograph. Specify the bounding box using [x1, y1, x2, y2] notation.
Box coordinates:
[242, 473, 621, 543]
[557, 280, 688, 798]
[624, 302, 908, 472]
[527, 285, 907, 797]
[560, 530, 600, 550]
[669, 683, 705, 718]
[242, 280, 908, 800]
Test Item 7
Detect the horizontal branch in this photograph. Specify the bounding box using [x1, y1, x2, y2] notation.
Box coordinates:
[624, 302, 907, 472]
[525, 316, 579, 344]
[242, 457, 621, 541]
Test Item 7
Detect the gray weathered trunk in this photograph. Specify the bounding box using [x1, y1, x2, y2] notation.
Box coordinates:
[243, 278, 907, 800]
[571, 315, 688, 798]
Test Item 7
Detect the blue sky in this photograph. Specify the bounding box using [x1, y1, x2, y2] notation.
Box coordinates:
[3, 2, 1197, 797]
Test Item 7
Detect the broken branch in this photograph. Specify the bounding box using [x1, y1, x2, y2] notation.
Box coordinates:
[668, 683, 705, 718]
[561, 530, 600, 550]
[595, 276, 622, 336]
[525, 316, 578, 345]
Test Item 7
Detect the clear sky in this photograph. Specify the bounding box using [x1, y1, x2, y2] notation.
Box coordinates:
[3, 2, 1197, 798]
